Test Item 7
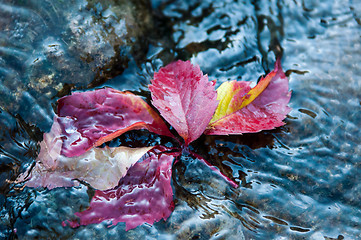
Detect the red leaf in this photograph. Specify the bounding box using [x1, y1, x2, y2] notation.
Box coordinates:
[205, 59, 291, 135]
[57, 88, 174, 157]
[149, 60, 218, 145]
[65, 146, 179, 231]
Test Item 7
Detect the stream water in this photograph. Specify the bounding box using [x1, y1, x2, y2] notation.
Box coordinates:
[1, 0, 361, 239]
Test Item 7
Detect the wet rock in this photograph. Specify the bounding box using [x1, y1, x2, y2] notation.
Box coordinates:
[0, 0, 153, 129]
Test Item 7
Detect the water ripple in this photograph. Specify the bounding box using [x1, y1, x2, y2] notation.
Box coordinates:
[1, 0, 361, 239]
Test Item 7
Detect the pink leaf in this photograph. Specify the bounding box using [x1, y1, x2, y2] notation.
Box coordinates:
[149, 60, 218, 145]
[16, 118, 154, 190]
[65, 146, 179, 231]
[57, 88, 174, 157]
[205, 59, 291, 135]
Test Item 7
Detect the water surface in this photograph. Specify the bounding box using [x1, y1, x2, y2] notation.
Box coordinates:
[1, 0, 360, 239]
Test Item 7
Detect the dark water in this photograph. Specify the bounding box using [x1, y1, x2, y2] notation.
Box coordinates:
[1, 0, 360, 239]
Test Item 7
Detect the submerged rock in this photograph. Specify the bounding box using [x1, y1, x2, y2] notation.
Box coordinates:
[0, 0, 153, 129]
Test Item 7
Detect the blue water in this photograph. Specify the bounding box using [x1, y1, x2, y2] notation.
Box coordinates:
[1, 0, 361, 239]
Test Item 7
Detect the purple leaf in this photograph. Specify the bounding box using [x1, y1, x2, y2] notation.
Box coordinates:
[65, 146, 179, 230]
[149, 60, 218, 145]
[16, 118, 154, 190]
[57, 88, 174, 157]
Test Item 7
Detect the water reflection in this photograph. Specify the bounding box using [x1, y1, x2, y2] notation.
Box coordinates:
[1, 0, 361, 239]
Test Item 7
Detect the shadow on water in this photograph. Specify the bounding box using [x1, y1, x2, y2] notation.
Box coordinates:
[1, 0, 361, 239]
[0, 111, 40, 238]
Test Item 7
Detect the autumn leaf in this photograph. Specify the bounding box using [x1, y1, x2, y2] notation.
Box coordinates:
[65, 146, 179, 231]
[205, 59, 291, 135]
[57, 88, 174, 157]
[149, 60, 218, 145]
[16, 118, 154, 190]
[16, 58, 292, 232]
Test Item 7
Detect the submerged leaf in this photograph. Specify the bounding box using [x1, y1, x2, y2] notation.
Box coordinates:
[189, 151, 238, 188]
[65, 147, 179, 231]
[16, 120, 153, 190]
[57, 88, 173, 157]
[149, 60, 218, 145]
[205, 59, 291, 135]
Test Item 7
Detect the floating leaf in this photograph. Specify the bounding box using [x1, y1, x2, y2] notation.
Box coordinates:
[16, 119, 153, 190]
[205, 59, 291, 135]
[149, 60, 218, 145]
[16, 58, 292, 232]
[65, 147, 179, 231]
[57, 88, 173, 157]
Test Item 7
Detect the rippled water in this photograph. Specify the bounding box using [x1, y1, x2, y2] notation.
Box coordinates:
[1, 0, 361, 239]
